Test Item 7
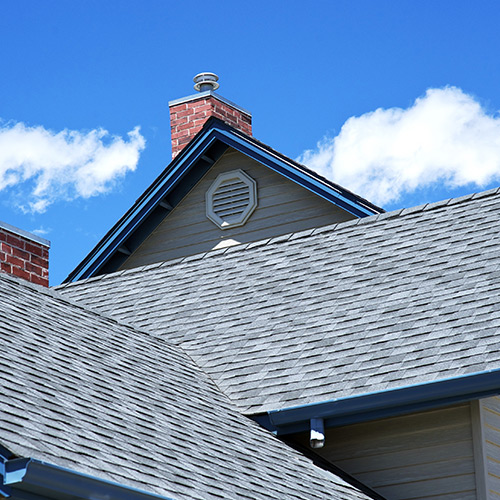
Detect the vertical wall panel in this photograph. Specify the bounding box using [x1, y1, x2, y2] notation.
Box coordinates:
[473, 396, 500, 499]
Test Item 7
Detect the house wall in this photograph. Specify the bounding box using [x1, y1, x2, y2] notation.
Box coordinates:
[292, 403, 477, 500]
[121, 148, 354, 269]
[471, 397, 500, 499]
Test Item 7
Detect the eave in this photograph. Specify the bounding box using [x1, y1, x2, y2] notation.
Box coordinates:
[253, 369, 500, 436]
[64, 118, 383, 283]
[0, 450, 175, 500]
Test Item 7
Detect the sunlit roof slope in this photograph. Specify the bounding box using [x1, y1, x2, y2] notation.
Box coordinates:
[58, 187, 500, 416]
[0, 272, 374, 500]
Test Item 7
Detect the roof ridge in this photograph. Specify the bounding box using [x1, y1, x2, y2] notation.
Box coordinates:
[56, 185, 500, 288]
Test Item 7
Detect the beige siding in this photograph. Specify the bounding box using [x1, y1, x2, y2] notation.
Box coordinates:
[292, 403, 476, 500]
[121, 148, 354, 269]
[472, 397, 500, 499]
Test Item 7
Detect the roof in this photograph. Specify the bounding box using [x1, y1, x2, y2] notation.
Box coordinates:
[65, 117, 383, 283]
[0, 271, 374, 500]
[58, 187, 500, 418]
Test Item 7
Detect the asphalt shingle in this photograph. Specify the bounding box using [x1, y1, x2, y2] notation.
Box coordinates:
[1, 273, 371, 500]
[58, 188, 500, 417]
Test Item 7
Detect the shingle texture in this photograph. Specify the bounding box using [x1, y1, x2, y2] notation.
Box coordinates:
[58, 188, 500, 416]
[0, 272, 371, 500]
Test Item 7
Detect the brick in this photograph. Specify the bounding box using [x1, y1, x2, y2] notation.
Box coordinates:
[192, 103, 212, 113]
[11, 247, 30, 261]
[177, 136, 192, 146]
[25, 242, 44, 257]
[171, 130, 189, 140]
[191, 110, 209, 120]
[1, 243, 12, 254]
[175, 109, 195, 118]
[25, 262, 43, 275]
[30, 255, 48, 268]
[192, 119, 208, 128]
[0, 262, 12, 273]
[11, 266, 30, 281]
[177, 121, 195, 132]
[6, 254, 25, 268]
[30, 274, 49, 287]
[169, 94, 252, 158]
[170, 103, 187, 111]
[5, 234, 24, 249]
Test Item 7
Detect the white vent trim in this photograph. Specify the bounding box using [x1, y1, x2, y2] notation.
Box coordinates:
[206, 169, 257, 229]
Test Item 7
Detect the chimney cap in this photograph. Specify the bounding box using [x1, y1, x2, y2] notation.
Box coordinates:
[193, 72, 220, 92]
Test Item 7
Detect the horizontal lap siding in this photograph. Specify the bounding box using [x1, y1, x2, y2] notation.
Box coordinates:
[292, 403, 476, 500]
[121, 149, 353, 269]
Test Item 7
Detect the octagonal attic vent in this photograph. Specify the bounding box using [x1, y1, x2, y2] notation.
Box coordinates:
[206, 170, 257, 229]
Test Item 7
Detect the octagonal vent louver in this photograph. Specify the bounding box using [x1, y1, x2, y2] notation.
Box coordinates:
[206, 170, 257, 229]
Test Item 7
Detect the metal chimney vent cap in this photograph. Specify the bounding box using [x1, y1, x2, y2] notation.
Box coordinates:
[193, 72, 220, 92]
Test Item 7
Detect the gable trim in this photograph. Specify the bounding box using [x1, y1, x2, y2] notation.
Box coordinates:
[212, 126, 379, 218]
[65, 118, 382, 283]
[254, 369, 500, 436]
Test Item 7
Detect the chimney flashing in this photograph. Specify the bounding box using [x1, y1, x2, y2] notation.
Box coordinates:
[168, 91, 252, 118]
[0, 220, 50, 248]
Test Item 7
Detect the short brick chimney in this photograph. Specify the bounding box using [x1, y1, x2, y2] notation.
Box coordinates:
[0, 221, 50, 287]
[169, 73, 252, 159]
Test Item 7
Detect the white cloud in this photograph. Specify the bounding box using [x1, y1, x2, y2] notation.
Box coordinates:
[0, 121, 145, 213]
[31, 226, 51, 236]
[298, 87, 500, 206]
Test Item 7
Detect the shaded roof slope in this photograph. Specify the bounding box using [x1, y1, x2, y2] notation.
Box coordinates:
[0, 272, 372, 500]
[58, 188, 500, 415]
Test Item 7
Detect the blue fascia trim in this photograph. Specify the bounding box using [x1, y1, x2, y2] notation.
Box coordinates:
[69, 120, 377, 282]
[3, 458, 30, 485]
[1, 458, 176, 500]
[212, 128, 375, 218]
[260, 369, 500, 435]
[70, 131, 220, 281]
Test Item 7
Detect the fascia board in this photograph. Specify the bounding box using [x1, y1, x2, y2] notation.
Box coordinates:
[259, 369, 500, 435]
[66, 119, 377, 282]
[65, 131, 222, 282]
[5, 459, 176, 500]
[212, 128, 376, 218]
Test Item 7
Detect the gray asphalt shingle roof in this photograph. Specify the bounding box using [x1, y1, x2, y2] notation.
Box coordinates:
[58, 187, 500, 415]
[0, 272, 372, 500]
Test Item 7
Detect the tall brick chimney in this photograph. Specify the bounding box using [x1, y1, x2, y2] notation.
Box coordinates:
[169, 73, 252, 159]
[0, 221, 50, 287]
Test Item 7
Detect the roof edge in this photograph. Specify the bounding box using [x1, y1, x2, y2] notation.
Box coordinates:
[64, 118, 381, 283]
[253, 369, 500, 435]
[1, 456, 176, 500]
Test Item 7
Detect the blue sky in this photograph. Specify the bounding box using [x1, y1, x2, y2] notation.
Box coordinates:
[2, 1, 500, 284]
